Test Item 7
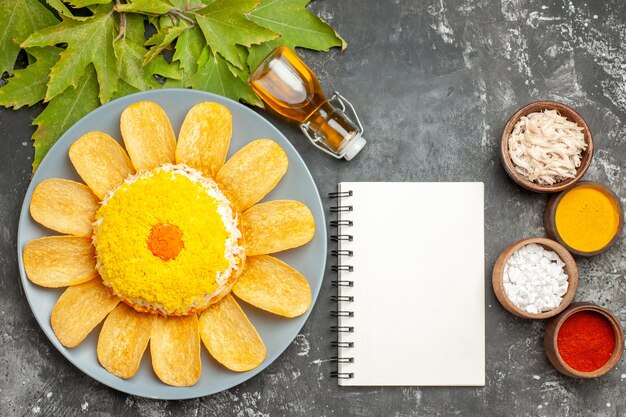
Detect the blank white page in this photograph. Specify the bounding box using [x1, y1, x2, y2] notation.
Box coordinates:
[336, 182, 485, 386]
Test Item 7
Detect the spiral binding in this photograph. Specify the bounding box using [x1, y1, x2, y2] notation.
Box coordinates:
[329, 188, 354, 379]
[331, 250, 353, 257]
[330, 311, 354, 317]
[330, 371, 354, 379]
[330, 326, 354, 332]
[331, 295, 354, 302]
[330, 357, 354, 363]
[331, 265, 353, 272]
[330, 205, 353, 212]
[328, 191, 353, 198]
[330, 220, 353, 227]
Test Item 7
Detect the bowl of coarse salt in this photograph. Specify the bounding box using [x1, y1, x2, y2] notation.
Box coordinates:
[500, 100, 594, 193]
[492, 237, 578, 319]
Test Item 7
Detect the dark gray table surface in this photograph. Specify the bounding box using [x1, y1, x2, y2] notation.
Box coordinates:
[2, 0, 626, 415]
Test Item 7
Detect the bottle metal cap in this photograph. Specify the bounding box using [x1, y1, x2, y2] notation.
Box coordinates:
[342, 134, 366, 161]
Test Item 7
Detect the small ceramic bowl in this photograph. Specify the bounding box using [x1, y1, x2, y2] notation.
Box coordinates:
[544, 302, 624, 378]
[500, 100, 594, 193]
[492, 237, 578, 319]
[544, 181, 624, 257]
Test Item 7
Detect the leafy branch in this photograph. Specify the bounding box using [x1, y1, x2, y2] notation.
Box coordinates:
[0, 0, 346, 170]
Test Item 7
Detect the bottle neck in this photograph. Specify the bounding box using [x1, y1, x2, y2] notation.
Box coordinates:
[303, 100, 359, 153]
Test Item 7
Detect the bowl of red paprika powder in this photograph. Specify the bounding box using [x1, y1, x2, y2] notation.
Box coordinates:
[544, 302, 624, 378]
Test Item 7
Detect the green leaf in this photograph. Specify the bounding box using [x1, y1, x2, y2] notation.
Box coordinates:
[115, 0, 175, 15]
[163, 78, 185, 88]
[151, 57, 183, 80]
[195, 0, 278, 69]
[115, 35, 155, 91]
[189, 47, 262, 106]
[169, 0, 202, 8]
[45, 0, 92, 21]
[66, 0, 110, 8]
[32, 64, 100, 170]
[111, 79, 141, 100]
[0, 0, 59, 74]
[114, 14, 181, 90]
[123, 8, 149, 43]
[171, 25, 204, 84]
[226, 46, 250, 80]
[235, 45, 249, 68]
[246, 0, 346, 69]
[1, 0, 346, 170]
[144, 23, 188, 64]
[21, 6, 118, 104]
[247, 42, 274, 70]
[0, 47, 60, 109]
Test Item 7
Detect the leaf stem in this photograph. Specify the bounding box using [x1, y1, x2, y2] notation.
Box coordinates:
[185, 5, 206, 12]
[169, 10, 195, 25]
[114, 0, 126, 42]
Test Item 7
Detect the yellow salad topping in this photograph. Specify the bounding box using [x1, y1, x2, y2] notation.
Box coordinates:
[93, 165, 242, 315]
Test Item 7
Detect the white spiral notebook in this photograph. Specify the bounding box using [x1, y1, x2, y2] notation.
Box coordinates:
[331, 182, 485, 386]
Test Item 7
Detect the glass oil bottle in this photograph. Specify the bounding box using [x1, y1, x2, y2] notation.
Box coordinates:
[249, 46, 366, 160]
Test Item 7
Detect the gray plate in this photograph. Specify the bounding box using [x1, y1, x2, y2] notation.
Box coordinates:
[16, 89, 327, 400]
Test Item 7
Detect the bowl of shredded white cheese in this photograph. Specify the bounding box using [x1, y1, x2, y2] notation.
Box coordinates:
[492, 237, 579, 319]
[500, 101, 593, 193]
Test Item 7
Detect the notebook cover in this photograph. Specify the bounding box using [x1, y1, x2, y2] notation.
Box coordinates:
[336, 182, 485, 386]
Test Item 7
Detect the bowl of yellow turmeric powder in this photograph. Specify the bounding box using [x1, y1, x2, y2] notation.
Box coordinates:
[544, 181, 624, 256]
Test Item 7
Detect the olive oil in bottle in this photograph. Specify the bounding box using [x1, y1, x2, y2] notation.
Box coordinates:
[249, 46, 366, 160]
